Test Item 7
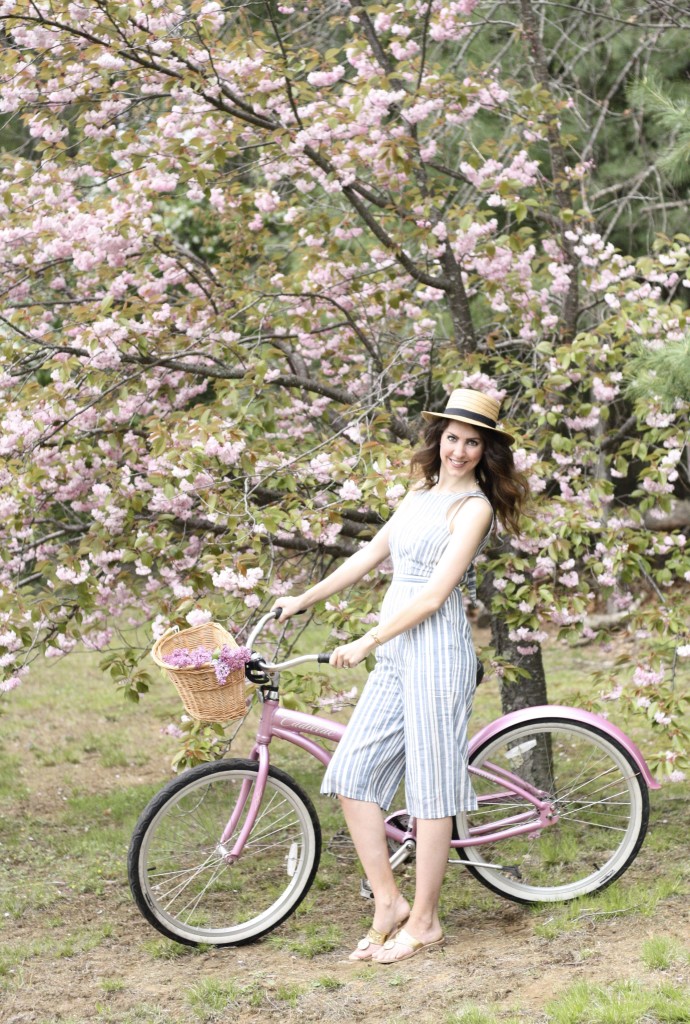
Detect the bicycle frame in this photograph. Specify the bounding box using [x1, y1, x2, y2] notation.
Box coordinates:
[220, 691, 558, 863]
[130, 611, 661, 945]
[219, 610, 659, 866]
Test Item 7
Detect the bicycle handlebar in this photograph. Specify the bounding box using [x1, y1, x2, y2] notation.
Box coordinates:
[245, 609, 282, 650]
[244, 608, 333, 676]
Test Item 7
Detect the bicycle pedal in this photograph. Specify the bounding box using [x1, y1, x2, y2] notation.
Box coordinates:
[359, 877, 374, 900]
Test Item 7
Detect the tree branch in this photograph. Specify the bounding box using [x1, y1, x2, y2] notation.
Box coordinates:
[518, 0, 580, 340]
[439, 246, 478, 351]
[182, 515, 359, 558]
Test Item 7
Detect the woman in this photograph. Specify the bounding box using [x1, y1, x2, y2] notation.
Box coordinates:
[272, 387, 528, 964]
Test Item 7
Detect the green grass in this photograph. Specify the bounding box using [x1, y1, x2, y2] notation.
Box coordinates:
[100, 977, 127, 994]
[313, 975, 344, 991]
[186, 976, 307, 1015]
[439, 873, 506, 916]
[446, 1009, 501, 1024]
[0, 923, 116, 987]
[0, 748, 29, 801]
[267, 920, 343, 957]
[0, 938, 46, 987]
[31, 741, 85, 766]
[142, 938, 208, 960]
[0, 779, 161, 912]
[53, 924, 116, 959]
[574, 947, 598, 963]
[646, 792, 690, 858]
[0, 880, 62, 920]
[641, 936, 690, 971]
[533, 874, 687, 940]
[545, 980, 690, 1024]
[92, 1005, 173, 1024]
[273, 982, 305, 1007]
[186, 977, 246, 1012]
[65, 783, 160, 827]
[25, 731, 157, 771]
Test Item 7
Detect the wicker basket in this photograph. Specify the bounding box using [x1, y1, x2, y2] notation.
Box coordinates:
[151, 622, 248, 722]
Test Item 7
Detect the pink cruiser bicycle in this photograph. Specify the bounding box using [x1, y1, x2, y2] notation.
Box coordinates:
[128, 610, 659, 947]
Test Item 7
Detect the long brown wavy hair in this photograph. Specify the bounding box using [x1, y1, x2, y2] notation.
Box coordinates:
[409, 417, 529, 536]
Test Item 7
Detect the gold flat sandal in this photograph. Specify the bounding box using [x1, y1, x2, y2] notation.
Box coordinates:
[376, 927, 446, 964]
[348, 925, 390, 961]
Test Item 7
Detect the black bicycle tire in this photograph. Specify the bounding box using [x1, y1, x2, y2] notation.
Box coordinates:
[128, 758, 322, 946]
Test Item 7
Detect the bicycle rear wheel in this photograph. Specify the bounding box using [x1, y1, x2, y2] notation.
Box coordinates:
[128, 759, 321, 946]
[455, 717, 649, 903]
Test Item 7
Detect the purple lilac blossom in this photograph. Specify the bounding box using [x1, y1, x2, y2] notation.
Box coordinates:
[163, 646, 213, 668]
[214, 645, 252, 685]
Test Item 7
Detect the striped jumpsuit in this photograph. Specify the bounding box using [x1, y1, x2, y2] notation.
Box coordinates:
[320, 488, 492, 820]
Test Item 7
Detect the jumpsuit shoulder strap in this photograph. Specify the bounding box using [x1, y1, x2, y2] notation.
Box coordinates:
[447, 490, 493, 530]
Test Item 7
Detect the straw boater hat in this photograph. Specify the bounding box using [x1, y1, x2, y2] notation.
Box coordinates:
[422, 388, 515, 444]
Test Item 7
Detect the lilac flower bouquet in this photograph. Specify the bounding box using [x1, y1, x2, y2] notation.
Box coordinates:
[163, 644, 251, 685]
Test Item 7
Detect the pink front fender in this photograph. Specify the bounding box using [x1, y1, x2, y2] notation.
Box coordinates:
[470, 705, 661, 790]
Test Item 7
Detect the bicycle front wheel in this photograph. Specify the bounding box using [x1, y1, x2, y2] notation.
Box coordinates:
[128, 759, 321, 946]
[456, 717, 649, 903]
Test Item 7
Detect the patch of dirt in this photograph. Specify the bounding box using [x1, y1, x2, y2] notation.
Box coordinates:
[4, 887, 690, 1024]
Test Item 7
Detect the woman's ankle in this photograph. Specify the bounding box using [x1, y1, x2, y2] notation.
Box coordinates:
[405, 909, 441, 936]
[371, 893, 409, 931]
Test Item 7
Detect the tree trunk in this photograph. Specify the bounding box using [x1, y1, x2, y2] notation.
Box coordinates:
[478, 552, 549, 716]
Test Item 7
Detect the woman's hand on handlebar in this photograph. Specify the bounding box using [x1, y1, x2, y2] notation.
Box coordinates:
[271, 596, 305, 623]
[330, 633, 377, 669]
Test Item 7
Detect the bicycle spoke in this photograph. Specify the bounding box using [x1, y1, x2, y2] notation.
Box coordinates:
[129, 762, 321, 945]
[457, 720, 648, 903]
[555, 816, 629, 832]
[164, 861, 231, 921]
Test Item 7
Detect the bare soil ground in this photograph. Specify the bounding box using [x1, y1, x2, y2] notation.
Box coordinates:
[4, 856, 689, 1024]
[2, 632, 689, 1024]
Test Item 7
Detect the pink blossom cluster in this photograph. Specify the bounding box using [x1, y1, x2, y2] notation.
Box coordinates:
[460, 151, 540, 190]
[212, 567, 264, 609]
[633, 666, 665, 688]
[429, 1, 477, 42]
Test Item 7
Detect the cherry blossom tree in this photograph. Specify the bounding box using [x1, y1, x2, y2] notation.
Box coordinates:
[0, 0, 688, 774]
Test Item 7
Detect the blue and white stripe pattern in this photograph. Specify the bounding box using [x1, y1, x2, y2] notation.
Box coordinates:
[320, 488, 492, 819]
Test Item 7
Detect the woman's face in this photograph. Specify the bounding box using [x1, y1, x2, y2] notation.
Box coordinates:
[438, 420, 485, 485]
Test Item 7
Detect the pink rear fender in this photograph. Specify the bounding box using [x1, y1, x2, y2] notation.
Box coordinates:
[469, 705, 660, 790]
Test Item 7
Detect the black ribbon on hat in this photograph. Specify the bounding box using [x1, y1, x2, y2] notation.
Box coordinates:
[443, 406, 497, 427]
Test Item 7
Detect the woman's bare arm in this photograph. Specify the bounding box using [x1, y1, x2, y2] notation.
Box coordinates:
[272, 517, 394, 622]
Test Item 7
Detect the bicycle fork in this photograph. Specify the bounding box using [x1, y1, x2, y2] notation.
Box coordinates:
[218, 746, 271, 864]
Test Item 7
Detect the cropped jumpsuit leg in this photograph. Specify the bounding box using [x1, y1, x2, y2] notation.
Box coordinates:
[321, 489, 491, 819]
